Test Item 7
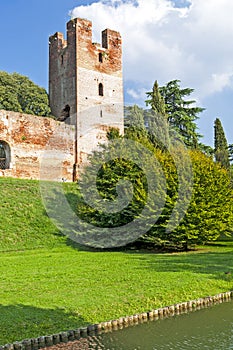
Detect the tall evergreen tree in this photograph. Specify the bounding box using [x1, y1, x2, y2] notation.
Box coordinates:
[214, 118, 230, 169]
[159, 79, 204, 148]
[146, 80, 167, 116]
[145, 80, 169, 150]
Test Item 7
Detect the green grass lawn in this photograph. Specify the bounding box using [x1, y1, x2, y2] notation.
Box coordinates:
[0, 178, 233, 345]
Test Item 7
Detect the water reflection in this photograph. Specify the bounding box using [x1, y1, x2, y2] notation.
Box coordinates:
[89, 300, 233, 350]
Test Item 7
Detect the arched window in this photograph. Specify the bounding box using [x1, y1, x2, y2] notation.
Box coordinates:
[99, 83, 104, 96]
[0, 141, 11, 170]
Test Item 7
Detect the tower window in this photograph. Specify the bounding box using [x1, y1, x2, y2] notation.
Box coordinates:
[99, 52, 103, 63]
[99, 83, 104, 96]
[58, 104, 70, 121]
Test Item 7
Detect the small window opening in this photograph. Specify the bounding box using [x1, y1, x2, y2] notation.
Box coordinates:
[0, 141, 10, 170]
[58, 104, 70, 122]
[99, 83, 104, 96]
[99, 52, 103, 63]
[61, 55, 64, 65]
[100, 110, 103, 118]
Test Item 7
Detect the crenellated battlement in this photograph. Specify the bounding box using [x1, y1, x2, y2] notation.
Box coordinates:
[49, 18, 122, 74]
[49, 32, 67, 47]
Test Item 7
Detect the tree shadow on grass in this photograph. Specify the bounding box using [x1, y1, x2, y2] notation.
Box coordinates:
[44, 189, 135, 252]
[41, 184, 233, 273]
[126, 249, 233, 282]
[0, 304, 88, 346]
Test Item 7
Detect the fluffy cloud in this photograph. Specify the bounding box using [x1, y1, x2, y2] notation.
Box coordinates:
[70, 0, 233, 104]
[126, 87, 148, 100]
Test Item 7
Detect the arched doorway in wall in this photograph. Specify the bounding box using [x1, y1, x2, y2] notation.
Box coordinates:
[0, 141, 11, 170]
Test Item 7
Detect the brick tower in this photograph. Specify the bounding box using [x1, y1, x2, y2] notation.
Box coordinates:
[49, 17, 124, 179]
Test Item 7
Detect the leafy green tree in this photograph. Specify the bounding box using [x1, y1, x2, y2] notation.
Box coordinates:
[181, 151, 233, 244]
[198, 143, 214, 158]
[159, 79, 204, 148]
[0, 72, 22, 112]
[0, 71, 51, 116]
[214, 118, 230, 169]
[143, 150, 233, 250]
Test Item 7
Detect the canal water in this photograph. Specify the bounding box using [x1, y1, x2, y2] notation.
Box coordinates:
[83, 300, 233, 350]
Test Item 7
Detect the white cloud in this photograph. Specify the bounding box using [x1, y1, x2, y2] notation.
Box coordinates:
[203, 73, 233, 96]
[70, 0, 233, 103]
[126, 87, 148, 100]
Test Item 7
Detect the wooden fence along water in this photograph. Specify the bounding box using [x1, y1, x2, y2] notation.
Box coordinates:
[1, 291, 232, 350]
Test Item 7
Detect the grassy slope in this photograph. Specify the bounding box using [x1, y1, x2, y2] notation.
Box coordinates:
[0, 177, 66, 251]
[0, 178, 233, 344]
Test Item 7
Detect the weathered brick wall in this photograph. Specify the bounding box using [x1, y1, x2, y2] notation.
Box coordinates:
[0, 110, 75, 181]
[75, 19, 122, 76]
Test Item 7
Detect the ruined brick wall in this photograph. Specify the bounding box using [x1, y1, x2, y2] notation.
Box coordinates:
[0, 110, 75, 181]
[49, 17, 124, 173]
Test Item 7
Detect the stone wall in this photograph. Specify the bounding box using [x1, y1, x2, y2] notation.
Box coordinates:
[0, 110, 75, 181]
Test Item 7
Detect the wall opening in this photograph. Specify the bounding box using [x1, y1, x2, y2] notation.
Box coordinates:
[0, 141, 11, 170]
[99, 52, 103, 63]
[99, 83, 104, 96]
[58, 104, 70, 121]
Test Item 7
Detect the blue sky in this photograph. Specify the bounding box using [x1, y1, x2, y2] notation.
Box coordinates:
[0, 0, 90, 87]
[1, 0, 233, 146]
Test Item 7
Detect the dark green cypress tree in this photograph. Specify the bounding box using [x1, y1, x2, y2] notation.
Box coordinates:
[145, 80, 170, 150]
[214, 118, 230, 169]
